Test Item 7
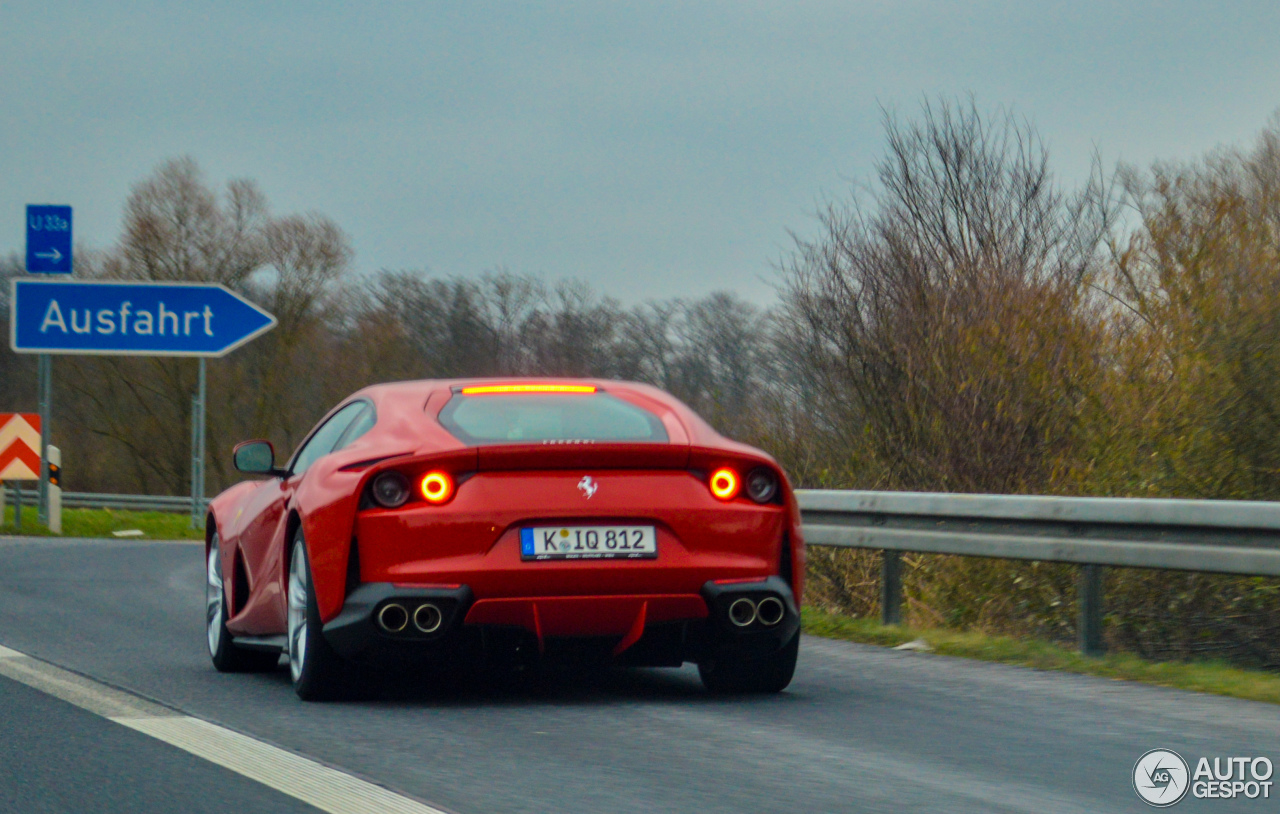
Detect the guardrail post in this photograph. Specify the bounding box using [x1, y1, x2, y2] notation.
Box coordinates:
[881, 550, 903, 625]
[1078, 564, 1105, 657]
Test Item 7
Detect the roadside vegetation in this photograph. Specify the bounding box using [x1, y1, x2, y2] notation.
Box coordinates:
[3, 98, 1279, 673]
[0, 505, 202, 540]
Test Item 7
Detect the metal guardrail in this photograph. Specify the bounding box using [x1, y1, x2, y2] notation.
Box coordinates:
[797, 489, 1280, 655]
[3, 486, 195, 514]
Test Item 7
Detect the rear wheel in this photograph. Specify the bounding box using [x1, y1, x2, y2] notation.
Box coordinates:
[698, 633, 799, 694]
[288, 532, 350, 701]
[206, 534, 279, 673]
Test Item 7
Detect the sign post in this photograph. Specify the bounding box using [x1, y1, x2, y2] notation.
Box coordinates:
[27, 205, 72, 524]
[9, 279, 276, 529]
[190, 359, 208, 529]
[37, 354, 51, 523]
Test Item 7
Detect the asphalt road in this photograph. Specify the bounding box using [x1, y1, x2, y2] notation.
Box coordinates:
[0, 535, 1276, 813]
[0, 673, 320, 814]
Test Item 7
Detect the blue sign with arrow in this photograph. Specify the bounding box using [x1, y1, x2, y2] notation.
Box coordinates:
[26, 205, 73, 274]
[9, 279, 277, 357]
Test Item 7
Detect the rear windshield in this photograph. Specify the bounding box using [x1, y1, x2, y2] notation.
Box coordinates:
[438, 392, 668, 445]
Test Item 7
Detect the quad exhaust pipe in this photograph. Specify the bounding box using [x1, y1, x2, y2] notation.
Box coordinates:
[726, 595, 786, 628]
[413, 603, 443, 634]
[756, 596, 785, 627]
[377, 602, 409, 633]
[376, 601, 444, 634]
[728, 597, 757, 627]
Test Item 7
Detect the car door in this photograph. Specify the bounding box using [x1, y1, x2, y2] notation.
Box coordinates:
[231, 401, 369, 633]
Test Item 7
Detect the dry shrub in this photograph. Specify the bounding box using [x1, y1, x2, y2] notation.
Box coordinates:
[901, 555, 1078, 644]
[1106, 570, 1280, 669]
[781, 99, 1112, 643]
[1110, 116, 1280, 500]
[780, 98, 1111, 495]
[803, 550, 1079, 646]
[804, 548, 881, 618]
[787, 103, 1280, 669]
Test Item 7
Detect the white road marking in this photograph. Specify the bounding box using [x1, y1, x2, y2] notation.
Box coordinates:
[0, 536, 203, 546]
[0, 642, 451, 814]
[0, 652, 168, 719]
[116, 717, 448, 814]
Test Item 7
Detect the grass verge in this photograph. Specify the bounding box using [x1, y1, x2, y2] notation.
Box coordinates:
[803, 607, 1280, 705]
[1, 504, 203, 540]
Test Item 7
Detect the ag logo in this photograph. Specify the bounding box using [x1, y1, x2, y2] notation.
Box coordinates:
[1134, 749, 1190, 807]
[577, 475, 598, 499]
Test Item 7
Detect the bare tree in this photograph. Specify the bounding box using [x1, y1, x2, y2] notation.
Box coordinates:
[781, 98, 1113, 493]
[57, 159, 354, 494]
[107, 157, 266, 285]
[0, 254, 37, 414]
[1109, 114, 1280, 499]
[230, 212, 355, 459]
[522, 280, 622, 377]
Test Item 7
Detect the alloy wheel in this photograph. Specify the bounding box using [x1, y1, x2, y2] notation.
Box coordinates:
[205, 541, 224, 657]
[288, 543, 309, 682]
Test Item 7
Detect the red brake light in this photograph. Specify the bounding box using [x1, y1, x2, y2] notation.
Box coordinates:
[460, 384, 597, 395]
[420, 471, 454, 504]
[709, 468, 739, 500]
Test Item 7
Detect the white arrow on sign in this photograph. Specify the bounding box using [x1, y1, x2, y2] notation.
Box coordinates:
[34, 249, 62, 262]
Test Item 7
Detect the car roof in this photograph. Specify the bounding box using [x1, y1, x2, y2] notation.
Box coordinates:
[341, 377, 731, 448]
[351, 377, 676, 405]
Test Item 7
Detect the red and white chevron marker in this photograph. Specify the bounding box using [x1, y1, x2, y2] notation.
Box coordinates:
[0, 414, 42, 481]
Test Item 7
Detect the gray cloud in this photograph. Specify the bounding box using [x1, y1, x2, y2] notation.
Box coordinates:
[3, 1, 1279, 302]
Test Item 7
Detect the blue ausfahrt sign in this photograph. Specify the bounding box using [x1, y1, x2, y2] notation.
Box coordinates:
[26, 205, 73, 274]
[9, 279, 277, 357]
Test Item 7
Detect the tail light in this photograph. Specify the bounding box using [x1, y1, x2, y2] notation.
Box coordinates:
[745, 467, 779, 504]
[460, 384, 597, 395]
[420, 471, 455, 504]
[709, 468, 739, 500]
[370, 471, 411, 508]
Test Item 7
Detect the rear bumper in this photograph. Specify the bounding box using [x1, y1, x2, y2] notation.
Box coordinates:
[697, 576, 801, 660]
[322, 583, 473, 660]
[321, 577, 798, 665]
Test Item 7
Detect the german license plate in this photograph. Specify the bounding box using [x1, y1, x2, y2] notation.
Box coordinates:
[521, 525, 657, 560]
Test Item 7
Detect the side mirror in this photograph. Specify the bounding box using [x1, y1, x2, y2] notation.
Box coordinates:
[233, 440, 283, 476]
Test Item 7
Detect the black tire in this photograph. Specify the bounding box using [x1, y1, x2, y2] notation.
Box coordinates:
[287, 531, 351, 701]
[206, 534, 280, 673]
[698, 633, 799, 694]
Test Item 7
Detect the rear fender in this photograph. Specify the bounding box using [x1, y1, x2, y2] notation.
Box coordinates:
[205, 479, 262, 584]
[688, 447, 804, 604]
[294, 446, 479, 623]
[781, 474, 805, 605]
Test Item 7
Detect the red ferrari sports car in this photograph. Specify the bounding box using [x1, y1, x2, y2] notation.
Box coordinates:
[204, 378, 803, 700]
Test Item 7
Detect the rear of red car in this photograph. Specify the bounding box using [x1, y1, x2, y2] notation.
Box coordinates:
[323, 380, 803, 692]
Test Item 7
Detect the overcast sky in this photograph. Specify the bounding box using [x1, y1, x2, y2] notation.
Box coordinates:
[3, 1, 1279, 303]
